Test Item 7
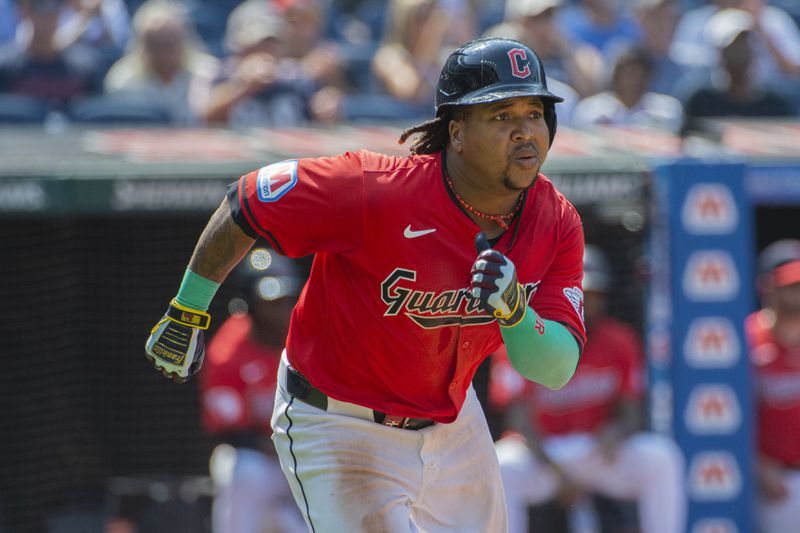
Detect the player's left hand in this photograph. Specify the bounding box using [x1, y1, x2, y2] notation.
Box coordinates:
[144, 300, 209, 383]
[471, 232, 526, 327]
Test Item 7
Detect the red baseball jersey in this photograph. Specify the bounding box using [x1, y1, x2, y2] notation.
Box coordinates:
[228, 150, 585, 422]
[490, 316, 643, 434]
[748, 310, 800, 466]
[199, 314, 281, 435]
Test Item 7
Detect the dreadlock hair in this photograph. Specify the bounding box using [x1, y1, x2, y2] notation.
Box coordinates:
[398, 107, 466, 155]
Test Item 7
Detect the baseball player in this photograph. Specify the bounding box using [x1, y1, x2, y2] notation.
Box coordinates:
[200, 247, 306, 533]
[145, 37, 586, 532]
[492, 245, 686, 533]
[749, 239, 800, 533]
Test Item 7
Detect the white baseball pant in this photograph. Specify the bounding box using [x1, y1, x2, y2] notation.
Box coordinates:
[495, 432, 686, 533]
[210, 443, 307, 533]
[271, 362, 507, 532]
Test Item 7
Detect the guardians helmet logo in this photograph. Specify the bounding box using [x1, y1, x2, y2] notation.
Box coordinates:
[381, 268, 539, 329]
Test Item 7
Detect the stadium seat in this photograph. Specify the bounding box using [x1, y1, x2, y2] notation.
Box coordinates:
[0, 94, 50, 124]
[66, 94, 172, 125]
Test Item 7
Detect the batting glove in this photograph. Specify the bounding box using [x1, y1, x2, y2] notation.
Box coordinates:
[145, 300, 210, 383]
[471, 232, 527, 327]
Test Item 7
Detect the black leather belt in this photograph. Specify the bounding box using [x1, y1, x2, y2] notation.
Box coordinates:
[284, 364, 436, 430]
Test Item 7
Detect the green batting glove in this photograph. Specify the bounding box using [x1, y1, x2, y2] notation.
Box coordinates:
[145, 299, 210, 383]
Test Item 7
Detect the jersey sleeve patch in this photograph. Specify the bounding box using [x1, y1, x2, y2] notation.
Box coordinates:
[562, 286, 585, 325]
[256, 160, 298, 203]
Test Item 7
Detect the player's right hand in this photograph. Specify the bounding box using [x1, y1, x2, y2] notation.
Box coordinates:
[145, 300, 210, 383]
[471, 232, 527, 327]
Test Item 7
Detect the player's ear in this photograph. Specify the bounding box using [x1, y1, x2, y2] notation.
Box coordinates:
[449, 117, 464, 152]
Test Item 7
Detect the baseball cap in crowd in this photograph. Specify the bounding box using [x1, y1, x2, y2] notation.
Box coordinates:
[506, 0, 563, 20]
[583, 245, 612, 293]
[704, 8, 754, 49]
[225, 0, 288, 53]
[758, 239, 800, 287]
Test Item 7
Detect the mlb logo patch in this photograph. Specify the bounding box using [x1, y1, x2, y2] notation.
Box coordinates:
[685, 384, 741, 435]
[257, 160, 298, 202]
[688, 451, 741, 500]
[681, 183, 738, 235]
[682, 251, 739, 301]
[684, 317, 740, 368]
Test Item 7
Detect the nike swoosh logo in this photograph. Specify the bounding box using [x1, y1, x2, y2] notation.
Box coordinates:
[404, 225, 437, 239]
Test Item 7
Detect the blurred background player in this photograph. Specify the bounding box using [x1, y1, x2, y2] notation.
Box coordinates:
[749, 239, 800, 533]
[199, 246, 306, 533]
[492, 244, 686, 533]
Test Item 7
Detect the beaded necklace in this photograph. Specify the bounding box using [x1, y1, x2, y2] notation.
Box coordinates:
[445, 175, 524, 230]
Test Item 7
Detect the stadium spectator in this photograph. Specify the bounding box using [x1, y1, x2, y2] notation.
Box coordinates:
[681, 8, 794, 135]
[0, 0, 104, 106]
[483, 0, 603, 97]
[201, 0, 308, 127]
[670, 0, 739, 69]
[671, 0, 800, 95]
[557, 0, 640, 61]
[749, 239, 800, 533]
[326, 0, 387, 48]
[572, 45, 684, 133]
[492, 244, 686, 533]
[370, 0, 478, 117]
[103, 0, 219, 126]
[631, 0, 688, 98]
[200, 247, 307, 533]
[54, 0, 131, 65]
[270, 0, 348, 123]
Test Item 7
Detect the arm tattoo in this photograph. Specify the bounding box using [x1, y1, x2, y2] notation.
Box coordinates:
[188, 200, 255, 282]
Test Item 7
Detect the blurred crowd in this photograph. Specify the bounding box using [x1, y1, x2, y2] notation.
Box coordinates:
[1, 0, 800, 134]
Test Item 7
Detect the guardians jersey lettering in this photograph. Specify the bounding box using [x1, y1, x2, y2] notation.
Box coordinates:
[381, 267, 540, 328]
[228, 150, 585, 422]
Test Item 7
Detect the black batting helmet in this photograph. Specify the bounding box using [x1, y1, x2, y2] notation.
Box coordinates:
[436, 38, 563, 146]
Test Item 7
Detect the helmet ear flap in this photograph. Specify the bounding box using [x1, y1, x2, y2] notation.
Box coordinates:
[544, 101, 557, 147]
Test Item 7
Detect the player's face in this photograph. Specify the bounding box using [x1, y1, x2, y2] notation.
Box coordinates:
[454, 96, 550, 192]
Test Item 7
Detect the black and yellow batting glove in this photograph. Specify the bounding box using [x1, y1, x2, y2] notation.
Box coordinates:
[470, 232, 527, 327]
[145, 299, 210, 383]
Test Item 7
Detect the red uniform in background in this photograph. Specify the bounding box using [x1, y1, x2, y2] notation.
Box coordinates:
[749, 310, 800, 468]
[749, 239, 800, 533]
[491, 315, 643, 433]
[200, 314, 281, 437]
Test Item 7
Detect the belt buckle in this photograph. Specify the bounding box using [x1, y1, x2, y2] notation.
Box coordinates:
[382, 415, 407, 428]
